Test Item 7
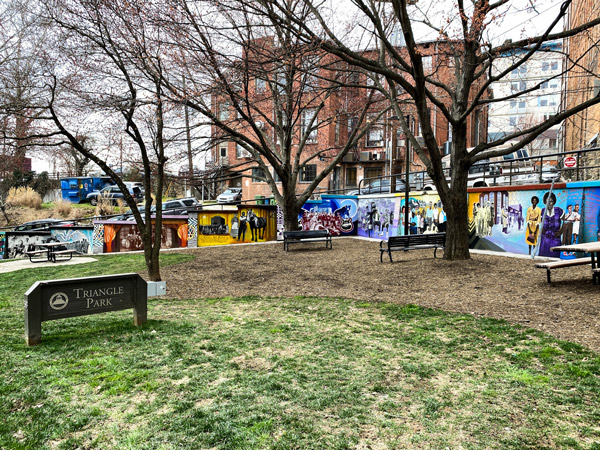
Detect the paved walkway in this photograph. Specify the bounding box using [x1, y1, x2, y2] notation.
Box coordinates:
[0, 257, 97, 274]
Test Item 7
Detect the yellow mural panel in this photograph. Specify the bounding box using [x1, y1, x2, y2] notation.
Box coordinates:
[196, 206, 277, 247]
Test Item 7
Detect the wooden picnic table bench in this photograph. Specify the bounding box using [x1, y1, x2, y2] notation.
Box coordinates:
[24, 249, 50, 263]
[380, 232, 446, 263]
[24, 243, 78, 263]
[50, 248, 77, 262]
[535, 257, 592, 283]
[283, 229, 332, 252]
[549, 242, 600, 285]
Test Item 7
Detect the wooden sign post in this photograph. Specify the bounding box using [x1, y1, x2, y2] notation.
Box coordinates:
[25, 273, 147, 346]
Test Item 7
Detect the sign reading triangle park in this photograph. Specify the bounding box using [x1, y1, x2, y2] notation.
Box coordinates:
[24, 273, 147, 346]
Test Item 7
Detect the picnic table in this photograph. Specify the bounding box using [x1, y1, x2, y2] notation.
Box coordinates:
[25, 242, 77, 263]
[550, 242, 600, 285]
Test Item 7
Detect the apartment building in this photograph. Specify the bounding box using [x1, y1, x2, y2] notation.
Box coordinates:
[487, 41, 564, 159]
[564, 0, 600, 178]
[211, 39, 487, 201]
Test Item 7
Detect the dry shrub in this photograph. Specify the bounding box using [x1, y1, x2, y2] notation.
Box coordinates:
[54, 199, 73, 218]
[6, 187, 42, 209]
[68, 207, 89, 220]
[95, 196, 119, 217]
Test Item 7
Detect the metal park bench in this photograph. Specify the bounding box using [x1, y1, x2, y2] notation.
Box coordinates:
[283, 230, 332, 252]
[380, 232, 446, 263]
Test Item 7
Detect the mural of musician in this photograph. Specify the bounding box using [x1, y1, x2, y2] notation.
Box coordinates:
[299, 197, 358, 236]
[195, 205, 276, 246]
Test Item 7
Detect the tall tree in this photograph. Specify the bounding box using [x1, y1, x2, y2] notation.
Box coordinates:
[260, 0, 600, 258]
[152, 0, 383, 230]
[37, 0, 181, 281]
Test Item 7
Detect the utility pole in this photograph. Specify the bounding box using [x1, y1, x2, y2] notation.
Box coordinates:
[183, 75, 194, 197]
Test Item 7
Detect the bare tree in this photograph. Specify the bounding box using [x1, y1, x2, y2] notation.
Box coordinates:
[149, 0, 384, 230]
[35, 0, 182, 281]
[0, 0, 48, 179]
[257, 0, 600, 258]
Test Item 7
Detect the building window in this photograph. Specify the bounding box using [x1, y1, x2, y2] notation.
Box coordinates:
[255, 78, 265, 93]
[473, 109, 481, 146]
[366, 118, 384, 147]
[422, 56, 433, 72]
[252, 167, 266, 182]
[218, 102, 230, 120]
[510, 100, 517, 111]
[549, 138, 557, 148]
[236, 144, 250, 159]
[539, 97, 548, 107]
[511, 64, 527, 77]
[219, 146, 227, 158]
[334, 118, 340, 145]
[346, 167, 357, 187]
[511, 81, 526, 92]
[542, 61, 558, 72]
[541, 81, 549, 89]
[549, 95, 558, 106]
[301, 108, 318, 143]
[300, 164, 317, 182]
[509, 116, 517, 127]
[273, 168, 281, 183]
[276, 72, 286, 95]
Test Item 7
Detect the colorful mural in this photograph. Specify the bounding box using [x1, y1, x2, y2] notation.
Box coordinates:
[195, 205, 277, 246]
[50, 227, 94, 255]
[351, 194, 447, 239]
[0, 232, 5, 260]
[299, 196, 358, 236]
[97, 218, 189, 253]
[467, 184, 600, 258]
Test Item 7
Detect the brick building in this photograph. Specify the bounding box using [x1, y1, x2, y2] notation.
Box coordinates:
[564, 0, 600, 178]
[211, 39, 487, 202]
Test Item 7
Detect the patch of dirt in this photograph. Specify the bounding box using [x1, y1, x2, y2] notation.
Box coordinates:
[159, 238, 600, 353]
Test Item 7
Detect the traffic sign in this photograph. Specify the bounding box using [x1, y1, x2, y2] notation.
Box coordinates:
[564, 156, 577, 168]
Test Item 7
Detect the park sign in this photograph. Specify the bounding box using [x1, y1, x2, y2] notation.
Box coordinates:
[25, 273, 147, 346]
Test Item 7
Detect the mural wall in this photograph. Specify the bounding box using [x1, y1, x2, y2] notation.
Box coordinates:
[96, 218, 188, 253]
[195, 205, 277, 246]
[50, 227, 94, 255]
[3, 232, 53, 259]
[468, 183, 600, 259]
[0, 232, 4, 260]
[299, 196, 358, 236]
[352, 194, 447, 239]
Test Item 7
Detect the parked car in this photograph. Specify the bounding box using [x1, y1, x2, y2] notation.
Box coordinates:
[14, 218, 75, 231]
[106, 198, 199, 221]
[124, 181, 145, 195]
[86, 185, 144, 206]
[347, 177, 406, 195]
[217, 188, 243, 204]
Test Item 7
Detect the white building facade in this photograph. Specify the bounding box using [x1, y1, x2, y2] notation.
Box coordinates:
[488, 41, 564, 159]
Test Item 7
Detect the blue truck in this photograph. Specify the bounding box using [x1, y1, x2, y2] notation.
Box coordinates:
[60, 177, 114, 203]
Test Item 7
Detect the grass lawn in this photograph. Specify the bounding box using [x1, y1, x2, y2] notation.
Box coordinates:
[0, 254, 599, 449]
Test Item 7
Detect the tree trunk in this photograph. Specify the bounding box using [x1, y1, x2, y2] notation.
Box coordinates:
[144, 244, 161, 281]
[442, 167, 471, 260]
[282, 196, 301, 231]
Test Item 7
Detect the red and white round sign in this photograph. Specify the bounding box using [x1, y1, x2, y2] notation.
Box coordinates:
[564, 156, 577, 168]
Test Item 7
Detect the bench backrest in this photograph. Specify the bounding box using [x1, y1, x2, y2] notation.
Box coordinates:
[387, 232, 446, 248]
[284, 230, 330, 239]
